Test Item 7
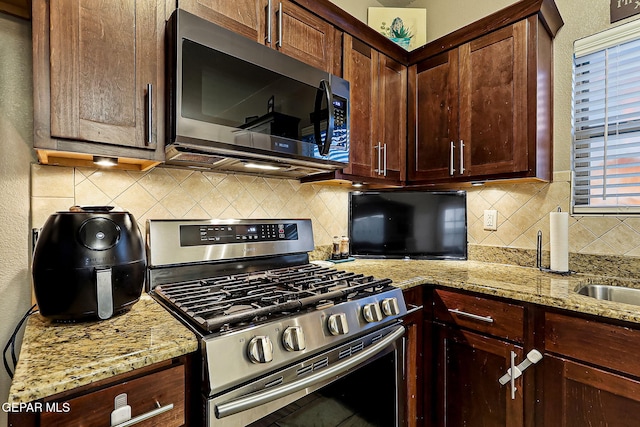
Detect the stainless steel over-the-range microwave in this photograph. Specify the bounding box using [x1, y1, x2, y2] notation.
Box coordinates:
[165, 9, 350, 178]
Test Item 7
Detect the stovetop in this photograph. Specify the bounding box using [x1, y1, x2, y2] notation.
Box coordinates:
[146, 218, 407, 395]
[153, 263, 394, 335]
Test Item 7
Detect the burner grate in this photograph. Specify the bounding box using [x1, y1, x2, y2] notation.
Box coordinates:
[153, 263, 392, 333]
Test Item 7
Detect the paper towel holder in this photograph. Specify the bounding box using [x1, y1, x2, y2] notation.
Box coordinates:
[536, 229, 574, 275]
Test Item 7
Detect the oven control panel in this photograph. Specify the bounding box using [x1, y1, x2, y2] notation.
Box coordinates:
[180, 223, 299, 246]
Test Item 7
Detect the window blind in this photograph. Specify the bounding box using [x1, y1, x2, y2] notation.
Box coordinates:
[572, 19, 640, 214]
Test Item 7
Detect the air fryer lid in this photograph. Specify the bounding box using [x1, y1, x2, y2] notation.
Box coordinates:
[32, 206, 146, 321]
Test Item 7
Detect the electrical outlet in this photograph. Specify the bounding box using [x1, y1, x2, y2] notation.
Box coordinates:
[484, 210, 498, 231]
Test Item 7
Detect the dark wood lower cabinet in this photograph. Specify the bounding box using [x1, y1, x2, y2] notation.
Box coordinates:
[543, 355, 640, 427]
[8, 356, 192, 427]
[542, 311, 640, 427]
[403, 286, 424, 427]
[434, 325, 524, 427]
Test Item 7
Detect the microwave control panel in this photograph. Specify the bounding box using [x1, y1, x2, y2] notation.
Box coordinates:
[332, 97, 347, 128]
[180, 223, 299, 246]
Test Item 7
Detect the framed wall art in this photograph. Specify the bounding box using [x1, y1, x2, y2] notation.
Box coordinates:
[368, 7, 427, 51]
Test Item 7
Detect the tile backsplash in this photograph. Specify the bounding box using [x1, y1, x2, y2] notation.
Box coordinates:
[31, 164, 640, 258]
[466, 180, 640, 257]
[30, 164, 350, 247]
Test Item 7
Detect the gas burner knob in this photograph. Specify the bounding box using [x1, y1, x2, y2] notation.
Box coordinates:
[381, 297, 400, 316]
[363, 302, 383, 323]
[282, 326, 306, 351]
[247, 336, 273, 364]
[327, 313, 349, 336]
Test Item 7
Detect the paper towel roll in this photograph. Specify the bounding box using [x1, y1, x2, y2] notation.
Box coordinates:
[550, 211, 569, 272]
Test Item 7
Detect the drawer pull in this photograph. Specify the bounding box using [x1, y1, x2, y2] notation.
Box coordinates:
[113, 401, 174, 427]
[448, 308, 494, 323]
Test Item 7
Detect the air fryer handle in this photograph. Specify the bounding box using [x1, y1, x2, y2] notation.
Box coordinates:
[96, 268, 114, 320]
[314, 80, 334, 156]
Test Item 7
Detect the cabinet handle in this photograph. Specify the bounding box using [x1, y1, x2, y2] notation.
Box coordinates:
[447, 308, 493, 323]
[459, 139, 465, 174]
[382, 143, 387, 176]
[509, 351, 516, 400]
[113, 401, 174, 427]
[276, 2, 283, 48]
[146, 83, 152, 145]
[374, 143, 381, 174]
[449, 141, 455, 176]
[266, 0, 272, 44]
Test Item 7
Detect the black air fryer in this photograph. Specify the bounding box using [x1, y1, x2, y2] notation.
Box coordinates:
[32, 206, 146, 321]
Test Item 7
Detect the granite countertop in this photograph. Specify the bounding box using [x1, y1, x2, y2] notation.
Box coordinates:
[8, 294, 198, 404]
[332, 259, 640, 324]
[9, 259, 640, 405]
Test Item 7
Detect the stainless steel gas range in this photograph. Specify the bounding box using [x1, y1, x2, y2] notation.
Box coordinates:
[146, 219, 408, 427]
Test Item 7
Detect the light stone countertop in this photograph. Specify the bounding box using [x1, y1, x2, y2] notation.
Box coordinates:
[332, 258, 640, 324]
[9, 259, 640, 405]
[8, 294, 198, 404]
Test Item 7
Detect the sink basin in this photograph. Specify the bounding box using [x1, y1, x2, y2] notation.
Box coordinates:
[576, 284, 640, 307]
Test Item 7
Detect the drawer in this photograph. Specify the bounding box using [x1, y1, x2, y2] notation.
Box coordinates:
[433, 289, 525, 343]
[41, 364, 185, 427]
[545, 312, 640, 379]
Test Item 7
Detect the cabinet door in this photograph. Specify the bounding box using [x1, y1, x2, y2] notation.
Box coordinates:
[40, 364, 186, 427]
[435, 325, 524, 427]
[177, 0, 265, 42]
[270, 0, 335, 73]
[544, 355, 640, 427]
[342, 34, 376, 178]
[408, 50, 459, 181]
[49, 0, 162, 150]
[377, 54, 407, 182]
[459, 21, 528, 177]
[403, 287, 424, 427]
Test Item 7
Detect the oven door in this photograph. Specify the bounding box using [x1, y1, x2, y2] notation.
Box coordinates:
[207, 324, 405, 427]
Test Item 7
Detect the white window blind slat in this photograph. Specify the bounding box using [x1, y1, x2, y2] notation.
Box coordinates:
[572, 18, 640, 214]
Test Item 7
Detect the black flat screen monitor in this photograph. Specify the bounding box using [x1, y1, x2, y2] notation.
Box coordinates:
[348, 190, 467, 260]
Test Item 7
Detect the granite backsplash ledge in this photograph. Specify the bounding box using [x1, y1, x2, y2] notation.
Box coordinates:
[310, 244, 640, 280]
[468, 244, 640, 278]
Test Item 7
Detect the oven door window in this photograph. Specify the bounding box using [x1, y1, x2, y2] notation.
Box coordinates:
[248, 352, 398, 427]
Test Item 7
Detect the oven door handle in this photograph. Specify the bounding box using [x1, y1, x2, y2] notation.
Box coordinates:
[214, 325, 405, 419]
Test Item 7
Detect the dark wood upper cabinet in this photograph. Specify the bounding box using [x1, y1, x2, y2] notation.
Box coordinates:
[459, 22, 528, 177]
[177, 0, 265, 42]
[341, 35, 375, 178]
[409, 13, 555, 183]
[407, 50, 459, 181]
[33, 0, 167, 171]
[32, 0, 562, 183]
[269, 0, 336, 73]
[179, 0, 337, 74]
[341, 35, 406, 184]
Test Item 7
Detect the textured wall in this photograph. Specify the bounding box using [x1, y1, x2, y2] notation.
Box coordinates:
[422, 0, 515, 41]
[329, 0, 428, 27]
[0, 13, 35, 426]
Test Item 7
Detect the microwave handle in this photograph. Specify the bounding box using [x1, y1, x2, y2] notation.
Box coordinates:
[313, 80, 334, 156]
